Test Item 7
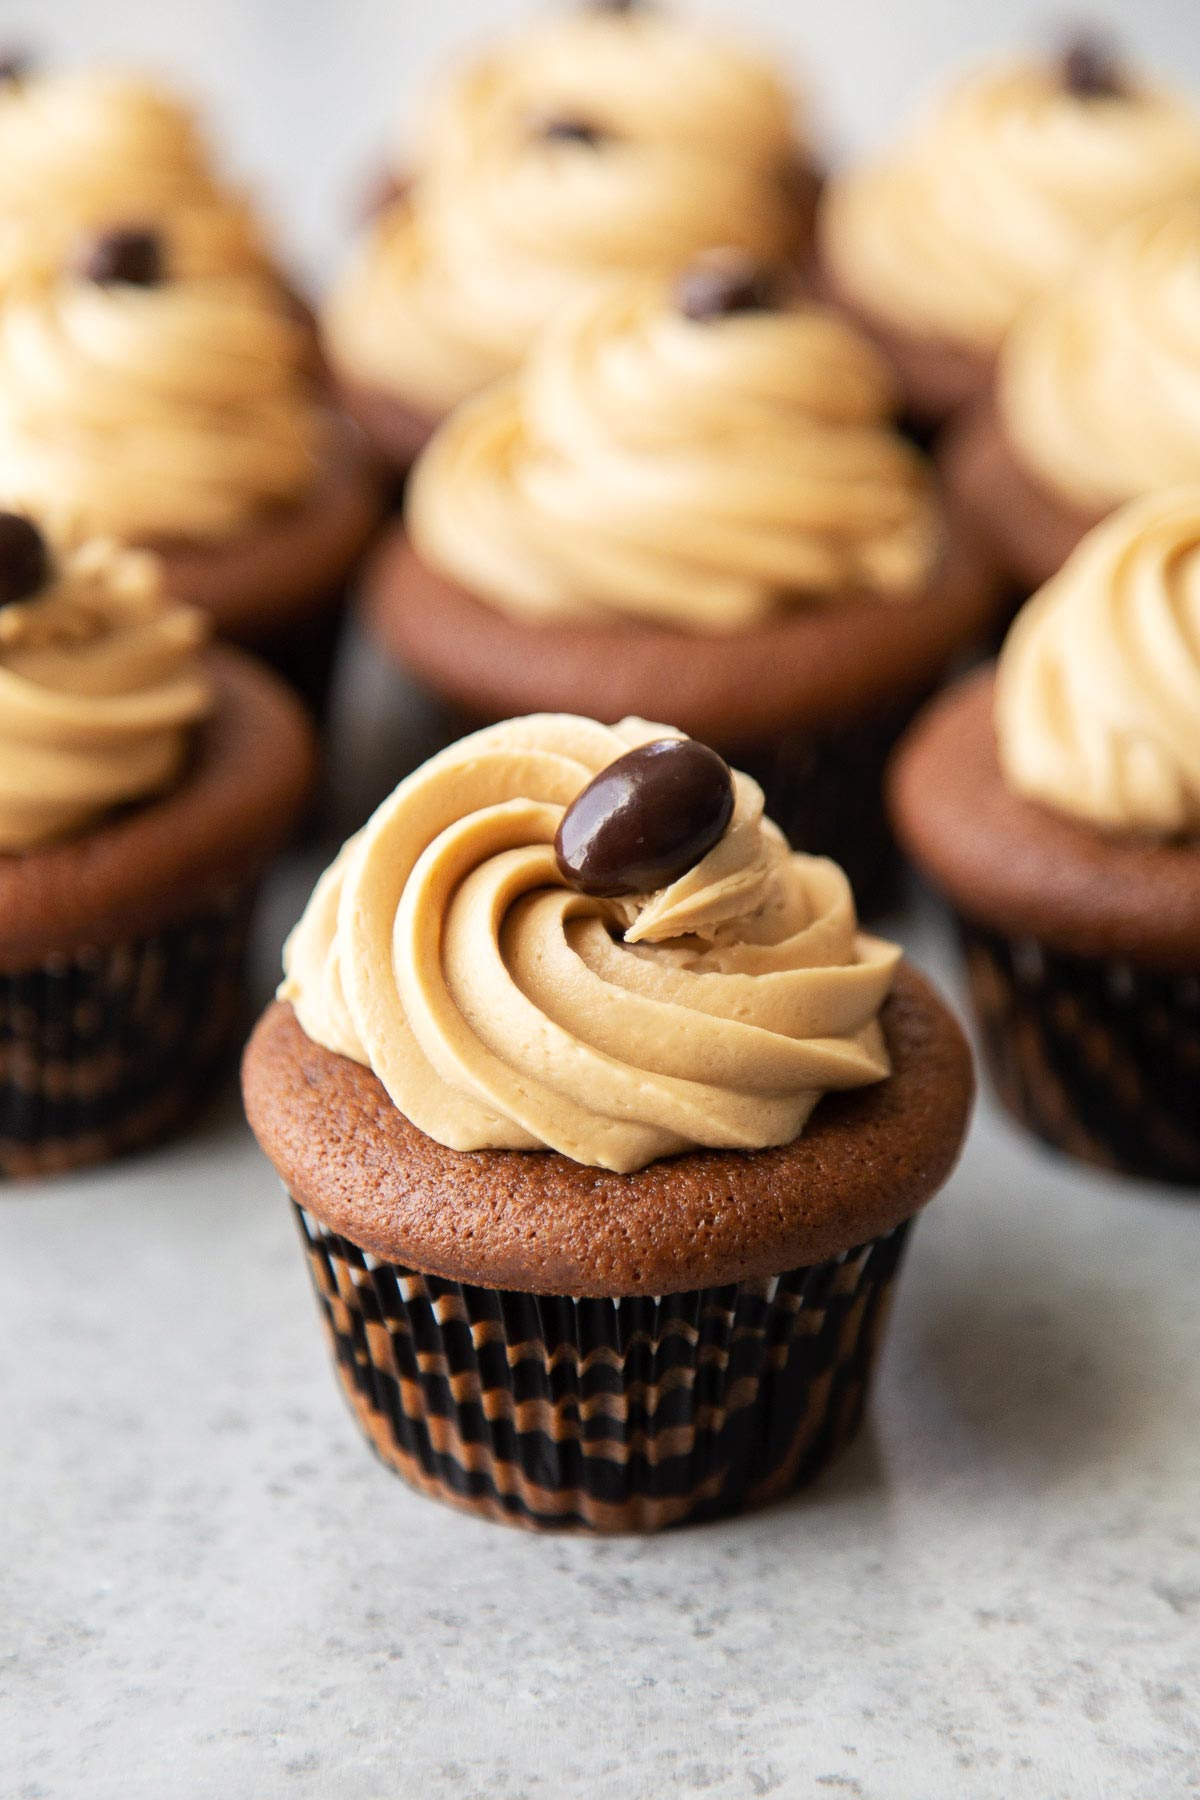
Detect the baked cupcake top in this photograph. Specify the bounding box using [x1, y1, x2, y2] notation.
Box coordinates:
[995, 488, 1200, 837]
[0, 248, 324, 544]
[0, 68, 271, 297]
[819, 46, 1200, 355]
[998, 202, 1200, 512]
[405, 260, 939, 631]
[326, 11, 806, 417]
[411, 1, 803, 177]
[281, 713, 899, 1174]
[0, 512, 212, 852]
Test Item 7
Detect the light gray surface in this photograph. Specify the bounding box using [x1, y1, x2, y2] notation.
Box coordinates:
[3, 2, 1200, 1794]
[4, 635, 1200, 1800]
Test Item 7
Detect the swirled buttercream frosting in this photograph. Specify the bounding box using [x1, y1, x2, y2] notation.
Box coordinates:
[820, 57, 1200, 352]
[411, 6, 803, 176]
[0, 70, 271, 298]
[995, 488, 1200, 835]
[405, 273, 938, 629]
[0, 529, 212, 851]
[327, 12, 806, 416]
[0, 276, 323, 542]
[998, 202, 1200, 510]
[280, 714, 899, 1173]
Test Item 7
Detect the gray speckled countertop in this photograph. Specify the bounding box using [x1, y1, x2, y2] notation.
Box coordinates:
[4, 637, 1199, 1800]
[3, 2, 1200, 1791]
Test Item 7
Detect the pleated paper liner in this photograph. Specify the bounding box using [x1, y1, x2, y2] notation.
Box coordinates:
[293, 1202, 913, 1533]
[960, 919, 1200, 1184]
[0, 889, 255, 1179]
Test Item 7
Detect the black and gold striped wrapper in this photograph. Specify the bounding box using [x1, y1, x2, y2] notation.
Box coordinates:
[960, 919, 1200, 1184]
[0, 889, 254, 1179]
[293, 1202, 912, 1533]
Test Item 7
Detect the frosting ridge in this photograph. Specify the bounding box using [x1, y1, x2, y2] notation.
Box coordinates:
[0, 531, 212, 850]
[999, 201, 1200, 510]
[406, 275, 938, 629]
[0, 276, 323, 542]
[820, 57, 1200, 352]
[995, 488, 1200, 835]
[281, 714, 898, 1173]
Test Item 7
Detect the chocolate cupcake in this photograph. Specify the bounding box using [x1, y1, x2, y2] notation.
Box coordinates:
[326, 3, 819, 474]
[0, 66, 284, 300]
[0, 513, 315, 1176]
[817, 43, 1200, 428]
[243, 713, 972, 1531]
[890, 489, 1200, 1183]
[362, 260, 999, 907]
[943, 201, 1200, 594]
[0, 253, 381, 717]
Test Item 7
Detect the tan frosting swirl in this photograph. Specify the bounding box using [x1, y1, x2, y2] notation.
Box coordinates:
[0, 277, 323, 542]
[281, 714, 898, 1173]
[0, 71, 270, 297]
[820, 58, 1200, 352]
[999, 202, 1200, 510]
[405, 274, 937, 629]
[328, 12, 805, 416]
[995, 489, 1200, 835]
[0, 531, 212, 851]
[412, 7, 801, 175]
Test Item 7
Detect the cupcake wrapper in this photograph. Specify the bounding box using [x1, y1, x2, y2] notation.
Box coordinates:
[293, 1202, 912, 1533]
[960, 919, 1200, 1184]
[0, 889, 255, 1179]
[252, 585, 349, 726]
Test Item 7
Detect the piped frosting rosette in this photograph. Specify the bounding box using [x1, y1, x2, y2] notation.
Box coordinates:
[281, 714, 899, 1173]
[406, 271, 938, 629]
[0, 275, 322, 542]
[820, 58, 1200, 352]
[327, 73, 802, 416]
[412, 5, 802, 176]
[995, 488, 1200, 835]
[0, 70, 270, 297]
[0, 530, 211, 850]
[999, 202, 1200, 511]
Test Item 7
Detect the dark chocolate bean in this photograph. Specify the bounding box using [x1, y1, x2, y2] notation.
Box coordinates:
[79, 226, 164, 288]
[677, 253, 782, 322]
[537, 116, 609, 148]
[1060, 34, 1126, 100]
[0, 49, 31, 85]
[0, 512, 48, 608]
[555, 738, 735, 898]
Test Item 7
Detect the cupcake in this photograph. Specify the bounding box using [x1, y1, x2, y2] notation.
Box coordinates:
[326, 1, 818, 474]
[889, 489, 1200, 1184]
[0, 65, 282, 300]
[817, 39, 1200, 429]
[0, 510, 315, 1177]
[242, 712, 973, 1531]
[943, 201, 1200, 594]
[362, 257, 999, 907]
[0, 243, 382, 717]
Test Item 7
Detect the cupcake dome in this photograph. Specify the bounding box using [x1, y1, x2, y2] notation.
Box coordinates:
[0, 69, 273, 296]
[819, 49, 1200, 419]
[327, 6, 814, 438]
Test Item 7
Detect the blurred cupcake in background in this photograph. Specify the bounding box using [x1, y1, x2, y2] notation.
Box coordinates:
[890, 488, 1200, 1184]
[0, 233, 382, 718]
[818, 37, 1200, 429]
[243, 711, 973, 1531]
[326, 1, 819, 477]
[361, 254, 999, 908]
[0, 62, 285, 300]
[0, 512, 314, 1176]
[943, 200, 1200, 593]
